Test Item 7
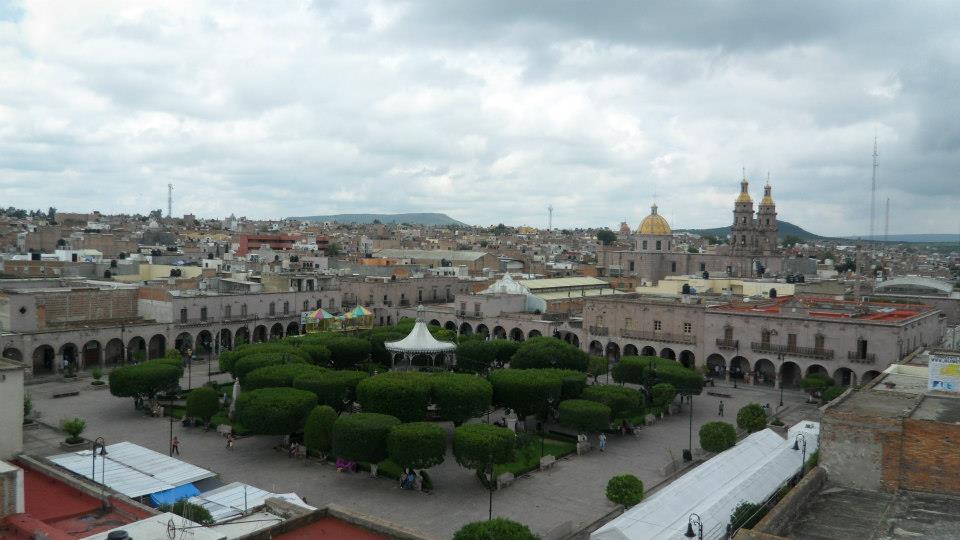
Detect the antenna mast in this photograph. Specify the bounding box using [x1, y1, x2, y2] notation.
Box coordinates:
[869, 137, 878, 246]
[547, 204, 553, 231]
[167, 183, 173, 219]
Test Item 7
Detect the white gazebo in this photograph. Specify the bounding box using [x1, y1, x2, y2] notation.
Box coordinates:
[385, 306, 457, 371]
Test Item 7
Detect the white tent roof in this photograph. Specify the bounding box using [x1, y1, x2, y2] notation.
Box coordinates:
[592, 421, 820, 540]
[48, 441, 216, 498]
[188, 481, 315, 523]
[385, 306, 457, 353]
[481, 272, 528, 295]
[85, 512, 226, 540]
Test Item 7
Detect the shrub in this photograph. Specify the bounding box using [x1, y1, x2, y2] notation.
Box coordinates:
[699, 421, 737, 453]
[185, 386, 220, 423]
[23, 394, 32, 417]
[453, 518, 540, 540]
[558, 399, 611, 433]
[332, 412, 400, 464]
[234, 353, 307, 384]
[299, 343, 332, 366]
[606, 474, 645, 508]
[821, 386, 846, 403]
[243, 363, 325, 390]
[582, 385, 642, 417]
[588, 356, 609, 383]
[612, 356, 704, 395]
[509, 336, 589, 372]
[92, 367, 103, 381]
[431, 374, 493, 424]
[560, 373, 587, 399]
[490, 340, 521, 368]
[736, 403, 768, 433]
[651, 383, 677, 409]
[456, 340, 497, 375]
[453, 424, 516, 471]
[488, 369, 562, 418]
[159, 500, 214, 525]
[387, 422, 447, 469]
[109, 363, 181, 400]
[303, 405, 337, 456]
[220, 343, 310, 375]
[730, 500, 764, 531]
[324, 337, 372, 370]
[61, 417, 86, 443]
[356, 372, 432, 422]
[293, 370, 369, 411]
[235, 388, 317, 435]
[369, 331, 406, 365]
[800, 373, 834, 396]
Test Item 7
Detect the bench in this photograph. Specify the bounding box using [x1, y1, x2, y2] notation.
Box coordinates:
[576, 441, 592, 456]
[52, 391, 80, 399]
[539, 455, 557, 471]
[496, 472, 515, 489]
[707, 391, 733, 399]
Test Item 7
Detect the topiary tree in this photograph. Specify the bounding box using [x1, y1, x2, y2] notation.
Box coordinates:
[369, 331, 406, 365]
[800, 374, 835, 398]
[431, 374, 493, 425]
[331, 412, 400, 464]
[243, 363, 325, 390]
[588, 356, 609, 383]
[558, 399, 611, 433]
[356, 372, 432, 422]
[582, 385, 642, 418]
[293, 370, 369, 412]
[453, 518, 540, 540]
[220, 343, 310, 375]
[612, 356, 704, 395]
[109, 362, 181, 403]
[509, 336, 589, 372]
[456, 340, 497, 375]
[699, 421, 737, 453]
[303, 405, 337, 457]
[324, 337, 372, 370]
[490, 340, 521, 368]
[387, 422, 447, 470]
[185, 386, 220, 423]
[60, 417, 86, 444]
[651, 383, 677, 410]
[453, 424, 516, 472]
[159, 500, 214, 525]
[606, 474, 645, 508]
[559, 373, 588, 400]
[298, 343, 332, 366]
[736, 403, 768, 433]
[235, 388, 318, 436]
[821, 386, 847, 403]
[488, 369, 562, 419]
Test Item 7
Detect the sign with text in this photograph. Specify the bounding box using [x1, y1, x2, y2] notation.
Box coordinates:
[928, 355, 960, 393]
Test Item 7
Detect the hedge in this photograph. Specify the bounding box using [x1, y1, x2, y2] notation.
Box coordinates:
[369, 331, 406, 365]
[453, 518, 540, 540]
[303, 405, 337, 456]
[558, 399, 611, 433]
[606, 474, 645, 508]
[699, 421, 737, 453]
[490, 340, 521, 368]
[453, 424, 516, 471]
[293, 370, 369, 411]
[488, 369, 562, 418]
[581, 385, 642, 417]
[651, 383, 677, 409]
[298, 343, 332, 366]
[185, 386, 220, 422]
[387, 422, 447, 469]
[332, 413, 400, 464]
[430, 374, 493, 424]
[235, 387, 318, 435]
[736, 403, 768, 433]
[234, 353, 307, 383]
[612, 356, 704, 395]
[588, 356, 609, 382]
[456, 340, 498, 375]
[509, 336, 589, 372]
[323, 337, 372, 370]
[821, 386, 847, 403]
[109, 362, 181, 400]
[220, 343, 310, 374]
[800, 374, 834, 396]
[243, 363, 326, 390]
[356, 372, 432, 422]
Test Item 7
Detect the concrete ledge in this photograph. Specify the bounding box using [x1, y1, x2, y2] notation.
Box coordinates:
[752, 466, 827, 536]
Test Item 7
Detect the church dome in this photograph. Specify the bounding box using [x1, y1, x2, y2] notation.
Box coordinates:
[637, 204, 671, 235]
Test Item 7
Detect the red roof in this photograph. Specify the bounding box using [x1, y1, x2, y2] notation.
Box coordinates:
[713, 295, 929, 322]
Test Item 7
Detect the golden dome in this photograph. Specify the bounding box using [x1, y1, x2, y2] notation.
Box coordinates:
[637, 204, 672, 235]
[736, 179, 753, 203]
[760, 182, 775, 206]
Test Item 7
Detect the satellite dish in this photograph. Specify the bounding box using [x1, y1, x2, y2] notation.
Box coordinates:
[167, 518, 177, 539]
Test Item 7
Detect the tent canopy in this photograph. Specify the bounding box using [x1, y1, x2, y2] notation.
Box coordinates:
[149, 483, 200, 506]
[385, 306, 456, 354]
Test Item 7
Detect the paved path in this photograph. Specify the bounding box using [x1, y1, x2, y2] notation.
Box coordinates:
[25, 372, 816, 539]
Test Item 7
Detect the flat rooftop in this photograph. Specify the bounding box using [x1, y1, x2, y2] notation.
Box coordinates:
[712, 295, 933, 323]
[828, 390, 918, 419]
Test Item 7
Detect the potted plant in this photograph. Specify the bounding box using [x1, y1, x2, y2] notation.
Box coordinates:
[91, 367, 106, 386]
[23, 395, 37, 428]
[60, 417, 87, 448]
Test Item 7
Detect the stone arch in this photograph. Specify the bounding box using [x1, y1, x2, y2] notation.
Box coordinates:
[219, 328, 233, 350]
[270, 323, 284, 340]
[104, 339, 124, 366]
[833, 367, 855, 387]
[528, 329, 541, 339]
[659, 347, 676, 360]
[493, 326, 506, 339]
[706, 353, 726, 377]
[128, 337, 146, 362]
[754, 358, 776, 386]
[781, 361, 802, 388]
[196, 330, 213, 355]
[679, 350, 696, 369]
[175, 332, 194, 353]
[80, 340, 102, 369]
[624, 344, 639, 357]
[286, 322, 300, 337]
[460, 322, 473, 335]
[147, 334, 166, 359]
[730, 356, 750, 379]
[2, 347, 23, 363]
[444, 321, 457, 332]
[509, 328, 525, 342]
[59, 343, 79, 367]
[861, 370, 881, 385]
[606, 342, 621, 362]
[641, 346, 657, 357]
[589, 340, 604, 356]
[33, 345, 56, 374]
[429, 319, 441, 327]
[253, 325, 267, 343]
[569, 334, 580, 348]
[806, 364, 828, 377]
[476, 324, 490, 338]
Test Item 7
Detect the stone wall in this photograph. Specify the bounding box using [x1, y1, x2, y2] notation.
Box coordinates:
[750, 467, 827, 536]
[899, 418, 960, 495]
[36, 288, 139, 329]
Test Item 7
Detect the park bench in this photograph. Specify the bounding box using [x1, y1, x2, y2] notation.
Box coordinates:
[707, 391, 733, 399]
[496, 472, 515, 489]
[52, 391, 79, 399]
[576, 440, 592, 456]
[539, 455, 557, 471]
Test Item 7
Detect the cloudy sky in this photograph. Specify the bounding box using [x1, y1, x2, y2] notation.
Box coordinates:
[1, 1, 957, 235]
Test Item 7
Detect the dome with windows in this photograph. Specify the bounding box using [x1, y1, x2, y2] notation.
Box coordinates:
[636, 204, 671, 235]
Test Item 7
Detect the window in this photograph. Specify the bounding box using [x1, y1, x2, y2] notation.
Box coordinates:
[474, 303, 481, 314]
[283, 301, 289, 314]
[815, 333, 825, 350]
[269, 302, 276, 316]
[761, 329, 771, 345]
[629, 261, 635, 271]
[180, 308, 188, 322]
[596, 316, 604, 327]
[724, 325, 733, 340]
[700, 263, 706, 272]
[316, 300, 322, 309]
[683, 322, 691, 334]
[656, 240, 662, 250]
[670, 261, 676, 272]
[383, 295, 388, 303]
[224, 305, 232, 318]
[418, 289, 423, 302]
[624, 317, 632, 329]
[460, 302, 466, 313]
[654, 320, 662, 331]
[329, 298, 335, 308]
[303, 300, 309, 311]
[241, 304, 247, 316]
[787, 333, 797, 350]
[200, 307, 207, 321]
[642, 240, 648, 250]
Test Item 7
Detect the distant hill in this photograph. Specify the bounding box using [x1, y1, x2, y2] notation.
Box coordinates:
[676, 220, 823, 241]
[290, 212, 467, 226]
[841, 233, 960, 243]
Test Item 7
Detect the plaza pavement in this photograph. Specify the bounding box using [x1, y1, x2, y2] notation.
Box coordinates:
[24, 362, 819, 539]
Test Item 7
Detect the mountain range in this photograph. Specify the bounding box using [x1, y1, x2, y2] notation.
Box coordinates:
[676, 220, 822, 241]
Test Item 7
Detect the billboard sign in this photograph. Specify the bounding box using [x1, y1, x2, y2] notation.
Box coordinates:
[928, 355, 960, 393]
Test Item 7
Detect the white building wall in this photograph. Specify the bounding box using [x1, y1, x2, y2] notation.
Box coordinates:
[0, 363, 24, 459]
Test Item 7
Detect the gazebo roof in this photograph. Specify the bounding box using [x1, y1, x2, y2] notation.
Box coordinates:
[385, 306, 457, 354]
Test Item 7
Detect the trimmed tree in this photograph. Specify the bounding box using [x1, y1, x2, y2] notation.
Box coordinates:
[699, 421, 737, 453]
[185, 386, 220, 423]
[488, 369, 562, 418]
[431, 374, 493, 424]
[293, 370, 369, 412]
[651, 383, 677, 411]
[509, 336, 589, 372]
[581, 385, 642, 418]
[220, 343, 310, 374]
[109, 362, 181, 403]
[331, 412, 400, 464]
[453, 424, 516, 472]
[606, 474, 645, 508]
[821, 386, 847, 403]
[490, 340, 521, 368]
[303, 405, 337, 457]
[453, 518, 540, 540]
[730, 500, 764, 530]
[234, 353, 307, 384]
[558, 399, 611, 433]
[356, 372, 432, 423]
[369, 331, 406, 365]
[456, 340, 497, 375]
[800, 373, 834, 398]
[324, 337, 372, 370]
[243, 363, 326, 390]
[736, 403, 768, 433]
[235, 388, 318, 435]
[613, 356, 704, 395]
[588, 356, 609, 383]
[387, 422, 447, 470]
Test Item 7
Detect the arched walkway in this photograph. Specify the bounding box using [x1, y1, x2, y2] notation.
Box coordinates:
[444, 321, 457, 332]
[286, 322, 299, 336]
[509, 328, 525, 342]
[679, 350, 695, 369]
[59, 343, 79, 368]
[429, 319, 441, 327]
[659, 347, 676, 360]
[81, 340, 102, 369]
[706, 353, 726, 377]
[861, 370, 881, 385]
[589, 340, 604, 356]
[253, 325, 267, 343]
[460, 322, 473, 335]
[624, 344, 639, 357]
[2, 347, 23, 363]
[33, 345, 55, 374]
[730, 356, 750, 379]
[128, 337, 146, 362]
[104, 339, 124, 366]
[235, 327, 250, 346]
[527, 329, 541, 339]
[641, 346, 657, 357]
[781, 361, 801, 388]
[270, 323, 284, 340]
[754, 358, 775, 386]
[493, 326, 506, 339]
[806, 364, 828, 377]
[569, 334, 580, 348]
[833, 367, 855, 387]
[196, 330, 213, 355]
[606, 342, 621, 362]
[175, 332, 193, 353]
[219, 328, 233, 351]
[476, 324, 490, 338]
[148, 334, 166, 359]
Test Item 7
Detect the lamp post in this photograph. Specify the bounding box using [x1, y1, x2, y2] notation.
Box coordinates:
[778, 353, 785, 409]
[92, 437, 108, 508]
[168, 395, 175, 457]
[185, 347, 193, 391]
[541, 397, 554, 459]
[486, 459, 494, 520]
[684, 513, 703, 539]
[793, 433, 807, 476]
[684, 393, 694, 461]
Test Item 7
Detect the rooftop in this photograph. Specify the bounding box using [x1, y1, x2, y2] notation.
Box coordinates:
[711, 295, 933, 324]
[373, 248, 488, 261]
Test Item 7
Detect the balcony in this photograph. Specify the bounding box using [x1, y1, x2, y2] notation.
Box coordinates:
[399, 299, 411, 307]
[589, 325, 609, 336]
[222, 313, 261, 322]
[715, 338, 739, 350]
[456, 310, 484, 319]
[847, 351, 877, 364]
[750, 342, 834, 360]
[621, 329, 696, 345]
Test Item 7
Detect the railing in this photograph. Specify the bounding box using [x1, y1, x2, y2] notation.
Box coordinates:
[589, 325, 609, 336]
[222, 314, 261, 322]
[621, 329, 696, 345]
[399, 299, 410, 307]
[567, 320, 583, 328]
[457, 310, 484, 319]
[847, 351, 877, 363]
[750, 342, 835, 360]
[715, 338, 739, 350]
[383, 300, 393, 307]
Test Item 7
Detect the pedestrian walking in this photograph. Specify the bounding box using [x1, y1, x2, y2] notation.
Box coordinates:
[599, 432, 607, 452]
[172, 436, 181, 456]
[718, 401, 725, 417]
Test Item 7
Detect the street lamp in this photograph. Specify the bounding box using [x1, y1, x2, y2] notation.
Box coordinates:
[92, 437, 108, 508]
[793, 433, 807, 476]
[541, 397, 555, 459]
[185, 347, 193, 391]
[684, 513, 703, 539]
[485, 459, 494, 520]
[778, 353, 785, 409]
[684, 393, 694, 461]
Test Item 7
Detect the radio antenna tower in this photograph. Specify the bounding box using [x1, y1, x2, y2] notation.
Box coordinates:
[547, 204, 553, 231]
[869, 136, 878, 245]
[167, 183, 173, 218]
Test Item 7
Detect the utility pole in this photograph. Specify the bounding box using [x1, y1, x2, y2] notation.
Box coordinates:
[547, 204, 553, 231]
[167, 183, 173, 219]
[869, 137, 878, 249]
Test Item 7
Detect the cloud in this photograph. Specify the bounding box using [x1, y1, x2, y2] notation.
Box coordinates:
[0, 0, 958, 235]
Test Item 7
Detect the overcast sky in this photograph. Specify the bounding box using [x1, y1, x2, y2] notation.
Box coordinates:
[1, 1, 958, 235]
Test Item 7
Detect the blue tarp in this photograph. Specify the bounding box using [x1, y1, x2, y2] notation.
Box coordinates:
[149, 483, 200, 506]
